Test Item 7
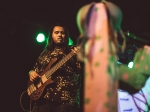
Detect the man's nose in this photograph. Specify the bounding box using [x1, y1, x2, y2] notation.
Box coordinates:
[58, 32, 62, 36]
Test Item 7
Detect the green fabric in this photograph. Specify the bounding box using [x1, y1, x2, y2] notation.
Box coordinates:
[119, 46, 150, 90]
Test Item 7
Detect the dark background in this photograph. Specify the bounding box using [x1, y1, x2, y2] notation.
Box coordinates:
[0, 0, 150, 111]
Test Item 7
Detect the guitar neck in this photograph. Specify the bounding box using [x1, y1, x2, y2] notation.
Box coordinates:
[27, 45, 81, 101]
[45, 51, 75, 79]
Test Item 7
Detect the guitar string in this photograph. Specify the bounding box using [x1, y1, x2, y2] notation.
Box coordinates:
[28, 51, 75, 93]
[44, 51, 75, 79]
[28, 46, 81, 100]
[29, 52, 74, 93]
[43, 45, 82, 79]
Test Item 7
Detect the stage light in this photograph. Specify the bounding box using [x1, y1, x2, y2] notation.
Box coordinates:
[128, 61, 133, 68]
[36, 33, 45, 43]
[118, 44, 138, 65]
[68, 37, 73, 45]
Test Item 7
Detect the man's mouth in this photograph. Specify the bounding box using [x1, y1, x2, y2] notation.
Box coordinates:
[58, 38, 62, 40]
[57, 38, 63, 43]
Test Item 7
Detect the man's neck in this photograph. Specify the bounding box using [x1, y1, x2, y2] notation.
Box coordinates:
[55, 43, 65, 48]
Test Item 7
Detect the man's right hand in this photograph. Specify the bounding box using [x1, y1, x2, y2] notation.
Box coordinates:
[29, 70, 40, 82]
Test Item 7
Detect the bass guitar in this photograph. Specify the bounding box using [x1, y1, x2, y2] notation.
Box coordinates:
[27, 48, 79, 101]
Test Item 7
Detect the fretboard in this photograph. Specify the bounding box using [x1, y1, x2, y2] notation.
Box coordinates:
[44, 51, 75, 79]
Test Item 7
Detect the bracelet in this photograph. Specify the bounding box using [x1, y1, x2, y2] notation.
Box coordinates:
[29, 70, 34, 75]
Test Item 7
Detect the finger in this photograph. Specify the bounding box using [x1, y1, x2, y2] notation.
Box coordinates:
[77, 47, 80, 49]
[33, 74, 39, 79]
[30, 77, 34, 82]
[30, 74, 37, 80]
[71, 49, 76, 54]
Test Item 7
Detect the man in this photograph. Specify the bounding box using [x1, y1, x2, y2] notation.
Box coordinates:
[28, 23, 82, 112]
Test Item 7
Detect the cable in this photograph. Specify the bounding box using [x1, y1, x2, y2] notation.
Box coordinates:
[20, 91, 35, 112]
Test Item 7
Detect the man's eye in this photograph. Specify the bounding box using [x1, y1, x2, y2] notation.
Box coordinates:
[61, 32, 65, 34]
[55, 31, 59, 34]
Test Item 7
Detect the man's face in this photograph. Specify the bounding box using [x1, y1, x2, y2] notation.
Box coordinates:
[52, 26, 65, 44]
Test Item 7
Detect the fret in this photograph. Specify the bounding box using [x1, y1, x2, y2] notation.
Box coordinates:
[45, 51, 75, 79]
[27, 44, 81, 101]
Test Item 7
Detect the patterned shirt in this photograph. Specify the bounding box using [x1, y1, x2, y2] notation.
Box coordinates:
[33, 46, 82, 107]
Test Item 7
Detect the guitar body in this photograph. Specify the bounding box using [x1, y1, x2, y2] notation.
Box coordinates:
[27, 47, 78, 101]
[27, 58, 57, 101]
